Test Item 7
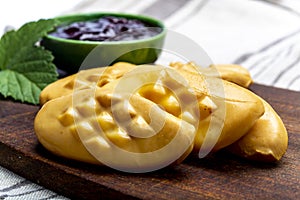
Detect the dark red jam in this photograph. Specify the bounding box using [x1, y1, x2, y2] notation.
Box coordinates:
[50, 16, 162, 42]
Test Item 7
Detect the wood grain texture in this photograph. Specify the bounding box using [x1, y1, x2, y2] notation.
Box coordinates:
[0, 84, 299, 200]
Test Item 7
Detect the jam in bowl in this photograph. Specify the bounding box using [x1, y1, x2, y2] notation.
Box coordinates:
[50, 16, 162, 42]
[42, 13, 166, 74]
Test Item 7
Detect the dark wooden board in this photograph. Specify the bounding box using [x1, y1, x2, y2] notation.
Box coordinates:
[0, 84, 299, 200]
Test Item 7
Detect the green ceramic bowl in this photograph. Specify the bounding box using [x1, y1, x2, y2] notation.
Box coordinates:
[42, 12, 166, 74]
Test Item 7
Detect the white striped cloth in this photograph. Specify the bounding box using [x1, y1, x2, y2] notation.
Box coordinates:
[0, 166, 66, 199]
[0, 0, 300, 199]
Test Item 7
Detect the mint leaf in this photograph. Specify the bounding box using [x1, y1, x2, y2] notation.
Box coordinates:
[0, 19, 58, 104]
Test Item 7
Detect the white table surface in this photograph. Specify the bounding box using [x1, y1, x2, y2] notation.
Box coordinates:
[1, 0, 300, 199]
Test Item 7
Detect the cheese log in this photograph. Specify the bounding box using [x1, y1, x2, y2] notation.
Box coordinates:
[226, 98, 288, 162]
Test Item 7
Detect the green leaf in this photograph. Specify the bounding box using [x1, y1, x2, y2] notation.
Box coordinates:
[0, 70, 41, 104]
[0, 19, 57, 70]
[0, 19, 58, 104]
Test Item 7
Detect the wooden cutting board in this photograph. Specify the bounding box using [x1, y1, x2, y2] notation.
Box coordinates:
[0, 84, 299, 200]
